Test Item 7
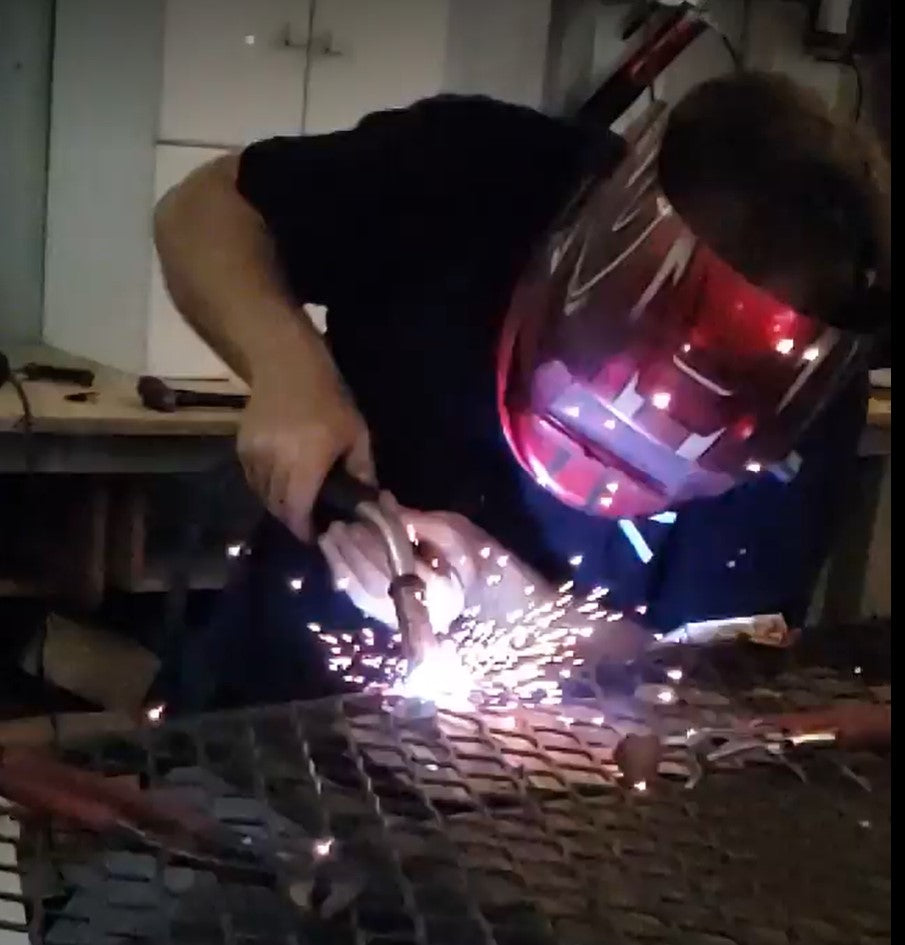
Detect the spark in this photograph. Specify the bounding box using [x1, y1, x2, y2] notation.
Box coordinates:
[146, 704, 166, 724]
[307, 622, 321, 633]
[854, 665, 863, 675]
[745, 460, 762, 474]
[632, 780, 648, 792]
[775, 338, 794, 355]
[587, 586, 609, 600]
[591, 715, 605, 726]
[635, 604, 648, 615]
[563, 405, 580, 418]
[600, 496, 614, 509]
[652, 391, 671, 409]
[336, 577, 350, 591]
[524, 584, 536, 596]
[604, 419, 617, 430]
[666, 667, 683, 682]
[406, 523, 418, 543]
[568, 554, 584, 567]
[288, 577, 304, 592]
[558, 580, 574, 593]
[606, 482, 619, 494]
[656, 688, 676, 704]
[479, 546, 492, 559]
[497, 554, 510, 567]
[313, 837, 334, 858]
[226, 543, 243, 558]
[803, 345, 820, 362]
[486, 573, 503, 587]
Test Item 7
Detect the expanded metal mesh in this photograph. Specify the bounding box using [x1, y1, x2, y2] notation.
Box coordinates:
[1, 629, 891, 945]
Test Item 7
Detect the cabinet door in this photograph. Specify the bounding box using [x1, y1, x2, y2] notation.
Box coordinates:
[303, 0, 450, 134]
[147, 145, 233, 379]
[159, 0, 311, 147]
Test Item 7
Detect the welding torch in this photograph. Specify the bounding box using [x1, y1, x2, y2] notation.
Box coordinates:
[316, 466, 438, 667]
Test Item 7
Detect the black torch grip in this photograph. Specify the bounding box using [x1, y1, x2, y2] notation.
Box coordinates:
[314, 464, 381, 527]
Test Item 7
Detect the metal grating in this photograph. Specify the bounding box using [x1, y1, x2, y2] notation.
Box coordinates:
[2, 630, 891, 945]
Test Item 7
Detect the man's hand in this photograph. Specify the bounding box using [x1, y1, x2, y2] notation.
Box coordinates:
[318, 496, 472, 631]
[238, 346, 374, 540]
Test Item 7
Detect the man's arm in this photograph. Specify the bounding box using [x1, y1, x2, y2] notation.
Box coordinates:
[153, 154, 323, 384]
[153, 154, 372, 539]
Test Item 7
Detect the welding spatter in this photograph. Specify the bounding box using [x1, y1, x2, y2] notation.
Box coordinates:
[317, 467, 437, 666]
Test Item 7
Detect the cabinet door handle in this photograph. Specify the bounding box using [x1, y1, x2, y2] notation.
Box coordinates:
[280, 24, 343, 57]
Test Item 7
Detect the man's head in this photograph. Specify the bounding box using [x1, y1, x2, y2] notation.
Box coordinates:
[659, 71, 890, 328]
[497, 71, 890, 518]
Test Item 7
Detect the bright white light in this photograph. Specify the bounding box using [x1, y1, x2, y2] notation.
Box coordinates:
[479, 546, 492, 559]
[652, 391, 671, 410]
[666, 668, 683, 682]
[600, 496, 614, 509]
[563, 405, 580, 418]
[336, 577, 349, 591]
[406, 523, 418, 544]
[854, 665, 863, 675]
[558, 580, 574, 593]
[395, 641, 475, 712]
[802, 346, 820, 362]
[524, 584, 536, 596]
[146, 704, 165, 724]
[635, 604, 648, 615]
[633, 780, 648, 792]
[244, 34, 256, 45]
[775, 338, 794, 355]
[649, 510, 677, 524]
[604, 419, 617, 430]
[486, 573, 502, 587]
[226, 543, 243, 558]
[745, 460, 762, 474]
[591, 716, 605, 726]
[606, 482, 619, 494]
[496, 554, 510, 567]
[288, 577, 304, 592]
[568, 554, 584, 567]
[656, 688, 676, 704]
[307, 622, 321, 633]
[313, 837, 334, 858]
[681, 343, 692, 353]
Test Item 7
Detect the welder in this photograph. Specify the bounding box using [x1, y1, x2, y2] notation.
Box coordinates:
[154, 71, 889, 709]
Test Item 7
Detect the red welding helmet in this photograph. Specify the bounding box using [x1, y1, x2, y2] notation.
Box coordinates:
[497, 109, 868, 519]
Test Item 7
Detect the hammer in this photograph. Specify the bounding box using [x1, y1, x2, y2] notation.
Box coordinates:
[137, 376, 249, 413]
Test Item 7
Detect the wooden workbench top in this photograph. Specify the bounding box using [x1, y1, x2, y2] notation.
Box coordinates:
[0, 344, 246, 437]
[0, 342, 891, 438]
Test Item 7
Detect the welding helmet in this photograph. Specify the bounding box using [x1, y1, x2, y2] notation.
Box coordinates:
[497, 108, 871, 519]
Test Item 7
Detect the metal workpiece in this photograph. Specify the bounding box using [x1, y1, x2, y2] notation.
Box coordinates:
[2, 629, 891, 944]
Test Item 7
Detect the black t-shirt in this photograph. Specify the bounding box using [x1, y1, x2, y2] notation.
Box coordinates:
[233, 95, 866, 656]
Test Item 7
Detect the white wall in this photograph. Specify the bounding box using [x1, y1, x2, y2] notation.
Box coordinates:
[444, 0, 551, 108]
[43, 0, 164, 373]
[0, 0, 53, 343]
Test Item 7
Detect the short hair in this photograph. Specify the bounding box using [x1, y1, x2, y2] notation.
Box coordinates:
[658, 71, 889, 329]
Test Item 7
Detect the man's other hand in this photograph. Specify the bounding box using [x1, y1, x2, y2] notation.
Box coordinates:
[318, 495, 472, 631]
[237, 347, 374, 540]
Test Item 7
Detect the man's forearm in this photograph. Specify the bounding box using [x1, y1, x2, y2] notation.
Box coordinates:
[153, 154, 330, 383]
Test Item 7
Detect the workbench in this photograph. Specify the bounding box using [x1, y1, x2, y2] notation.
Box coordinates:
[0, 344, 892, 619]
[0, 344, 248, 607]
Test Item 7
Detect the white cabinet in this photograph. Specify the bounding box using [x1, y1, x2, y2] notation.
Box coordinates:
[303, 0, 450, 135]
[159, 0, 311, 147]
[43, 0, 553, 377]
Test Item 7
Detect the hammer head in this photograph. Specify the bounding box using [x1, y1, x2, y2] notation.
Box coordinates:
[137, 375, 177, 412]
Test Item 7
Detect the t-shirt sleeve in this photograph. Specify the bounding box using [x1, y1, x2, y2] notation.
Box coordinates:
[236, 96, 620, 306]
[645, 372, 869, 631]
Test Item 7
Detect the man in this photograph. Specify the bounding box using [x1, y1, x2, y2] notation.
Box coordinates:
[154, 72, 888, 709]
